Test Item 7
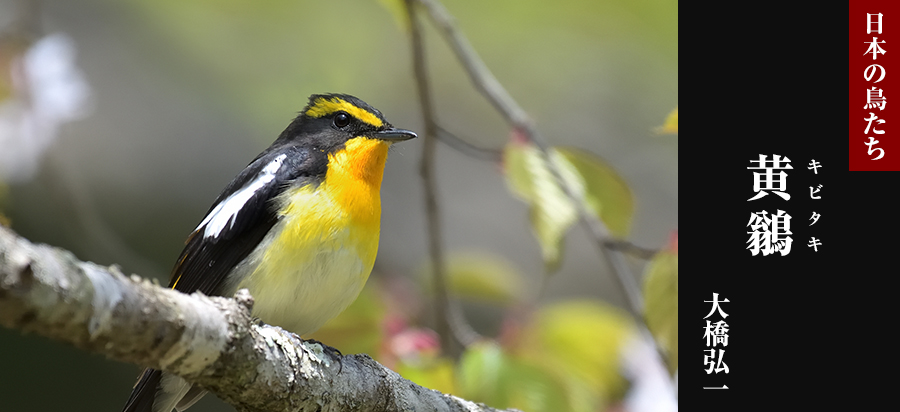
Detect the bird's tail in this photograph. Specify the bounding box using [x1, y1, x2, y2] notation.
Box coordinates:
[121, 369, 161, 412]
[122, 369, 207, 412]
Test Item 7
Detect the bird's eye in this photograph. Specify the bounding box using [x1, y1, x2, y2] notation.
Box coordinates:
[333, 112, 351, 128]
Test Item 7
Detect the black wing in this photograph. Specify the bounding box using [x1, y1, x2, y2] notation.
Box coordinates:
[168, 146, 318, 295]
[122, 145, 320, 412]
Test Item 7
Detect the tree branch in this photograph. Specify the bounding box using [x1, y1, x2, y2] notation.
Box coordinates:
[0, 226, 515, 412]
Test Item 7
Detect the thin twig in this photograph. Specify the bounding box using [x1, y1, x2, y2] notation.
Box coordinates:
[435, 125, 503, 161]
[405, 0, 449, 351]
[415, 0, 670, 366]
[45, 151, 165, 279]
[405, 0, 482, 354]
[604, 240, 660, 260]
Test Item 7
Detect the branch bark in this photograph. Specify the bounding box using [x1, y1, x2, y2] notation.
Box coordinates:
[0, 226, 515, 412]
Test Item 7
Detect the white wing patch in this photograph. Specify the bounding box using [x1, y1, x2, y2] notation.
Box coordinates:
[196, 154, 287, 239]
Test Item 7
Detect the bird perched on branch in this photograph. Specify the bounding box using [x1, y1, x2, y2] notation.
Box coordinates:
[122, 93, 416, 412]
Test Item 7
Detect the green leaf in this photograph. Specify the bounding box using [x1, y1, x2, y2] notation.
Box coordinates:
[504, 142, 577, 272]
[552, 148, 634, 238]
[642, 236, 678, 374]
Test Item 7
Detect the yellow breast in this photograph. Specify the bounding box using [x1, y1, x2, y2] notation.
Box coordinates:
[235, 137, 390, 335]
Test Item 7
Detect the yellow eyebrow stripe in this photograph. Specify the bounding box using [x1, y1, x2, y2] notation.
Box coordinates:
[305, 97, 384, 128]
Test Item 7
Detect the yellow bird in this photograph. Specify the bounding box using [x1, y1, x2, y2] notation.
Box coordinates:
[122, 93, 416, 412]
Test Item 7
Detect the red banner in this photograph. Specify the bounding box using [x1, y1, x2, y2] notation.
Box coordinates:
[850, 2, 900, 170]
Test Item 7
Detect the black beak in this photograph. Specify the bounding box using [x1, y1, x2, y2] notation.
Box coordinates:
[371, 128, 417, 142]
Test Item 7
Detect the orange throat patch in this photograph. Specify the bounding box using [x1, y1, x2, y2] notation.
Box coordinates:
[324, 137, 390, 224]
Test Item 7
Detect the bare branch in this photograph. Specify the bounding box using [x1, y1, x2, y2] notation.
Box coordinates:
[435, 125, 502, 161]
[0, 226, 516, 412]
[404, 0, 482, 352]
[604, 240, 660, 260]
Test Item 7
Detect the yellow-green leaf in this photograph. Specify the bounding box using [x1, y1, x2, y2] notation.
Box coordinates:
[445, 252, 527, 305]
[396, 357, 457, 395]
[307, 282, 385, 355]
[502, 358, 573, 412]
[376, 0, 410, 31]
[643, 237, 678, 375]
[504, 142, 577, 272]
[458, 341, 506, 403]
[552, 148, 634, 238]
[656, 107, 678, 134]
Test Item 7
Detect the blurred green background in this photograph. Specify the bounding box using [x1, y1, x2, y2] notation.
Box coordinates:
[0, 0, 677, 411]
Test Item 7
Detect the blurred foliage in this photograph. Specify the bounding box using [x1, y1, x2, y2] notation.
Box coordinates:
[642, 232, 678, 375]
[657, 107, 678, 134]
[305, 281, 386, 356]
[0, 182, 9, 226]
[439, 300, 636, 412]
[106, 0, 677, 141]
[395, 356, 457, 394]
[514, 301, 635, 406]
[112, 0, 412, 135]
[459, 341, 576, 412]
[422, 251, 529, 306]
[377, 0, 410, 31]
[504, 139, 634, 272]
